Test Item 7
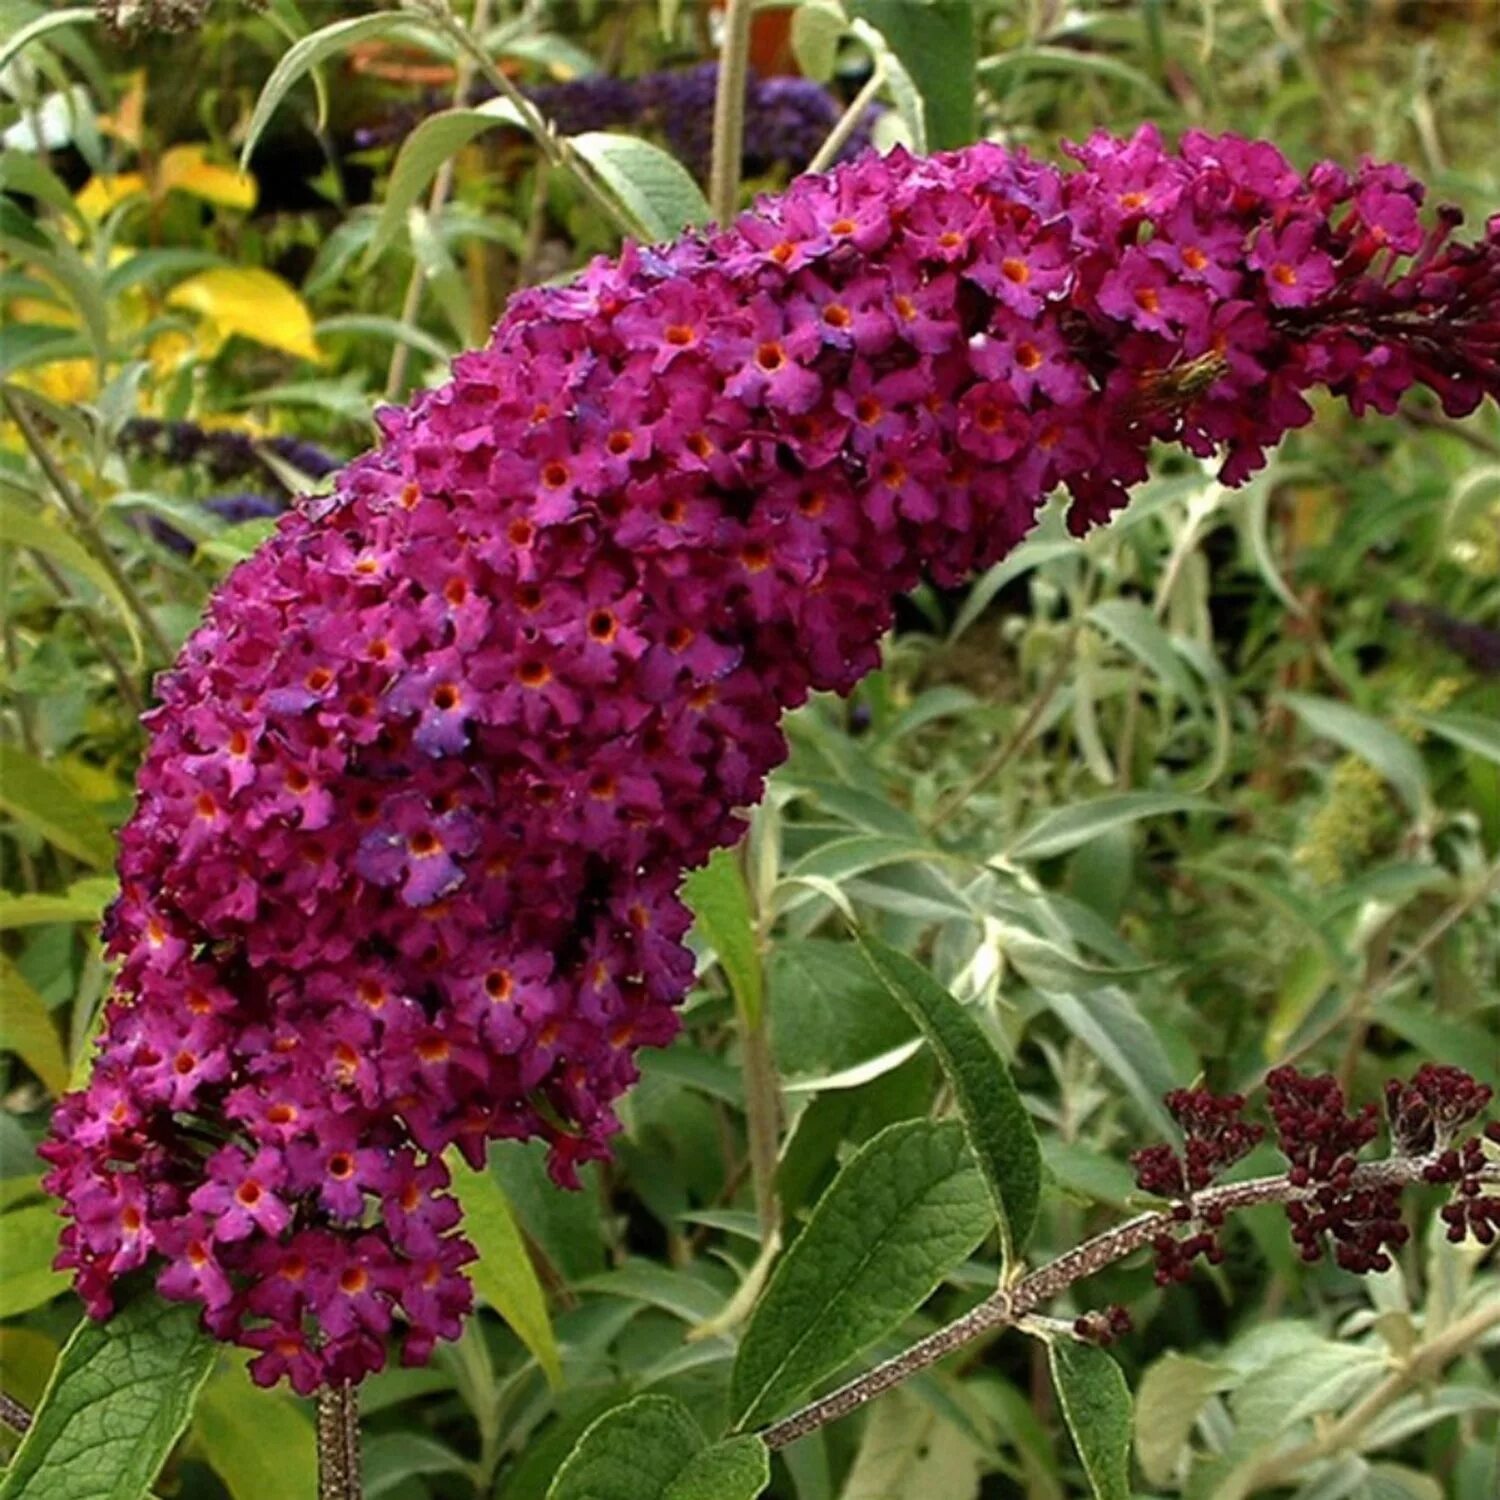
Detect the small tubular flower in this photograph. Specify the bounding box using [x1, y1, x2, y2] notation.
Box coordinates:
[42, 128, 1500, 1389]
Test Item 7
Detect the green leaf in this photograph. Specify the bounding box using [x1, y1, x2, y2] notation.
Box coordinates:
[448, 1151, 563, 1388]
[0, 1204, 68, 1318]
[0, 7, 93, 78]
[569, 132, 711, 241]
[666, 1437, 770, 1500]
[683, 849, 763, 1026]
[0, 744, 115, 869]
[1087, 599, 1200, 703]
[0, 1296, 216, 1500]
[978, 44, 1171, 108]
[1048, 1339, 1133, 1500]
[1039, 988, 1178, 1140]
[730, 1118, 991, 1430]
[1418, 710, 1500, 768]
[0, 497, 145, 665]
[0, 325, 89, 381]
[790, 0, 846, 82]
[849, 0, 976, 149]
[842, 1390, 986, 1498]
[769, 938, 915, 1080]
[850, 933, 1040, 1267]
[1133, 1353, 1234, 1487]
[0, 877, 113, 930]
[0, 152, 85, 230]
[241, 11, 418, 170]
[847, 20, 927, 154]
[192, 1371, 316, 1500]
[367, 98, 528, 263]
[1283, 693, 1430, 816]
[1005, 792, 1216, 862]
[548, 1395, 768, 1500]
[0, 955, 69, 1095]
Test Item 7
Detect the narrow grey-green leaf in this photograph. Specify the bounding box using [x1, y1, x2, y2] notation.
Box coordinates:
[242, 12, 417, 169]
[0, 7, 93, 78]
[1005, 792, 1216, 862]
[665, 1436, 770, 1500]
[851, 933, 1040, 1266]
[683, 848, 763, 1026]
[1282, 693, 1429, 815]
[730, 1118, 991, 1430]
[1087, 599, 1200, 703]
[1048, 1339, 1133, 1500]
[1133, 1352, 1234, 1487]
[568, 132, 711, 240]
[1417, 710, 1500, 768]
[0, 1296, 216, 1500]
[366, 98, 528, 263]
[547, 1395, 704, 1500]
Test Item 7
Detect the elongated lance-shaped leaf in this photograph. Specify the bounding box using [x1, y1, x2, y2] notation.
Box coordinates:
[852, 932, 1041, 1268]
[1048, 1339, 1134, 1500]
[730, 1118, 991, 1430]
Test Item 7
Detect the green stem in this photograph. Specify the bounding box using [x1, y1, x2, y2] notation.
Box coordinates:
[807, 61, 885, 176]
[386, 0, 495, 401]
[409, 0, 651, 243]
[708, 0, 756, 224]
[740, 1009, 781, 1242]
[3, 390, 172, 664]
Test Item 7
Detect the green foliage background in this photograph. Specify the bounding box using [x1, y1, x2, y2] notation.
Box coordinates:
[1, 2, 1497, 1497]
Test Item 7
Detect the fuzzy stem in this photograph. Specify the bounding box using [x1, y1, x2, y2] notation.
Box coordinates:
[3, 390, 173, 663]
[0, 1391, 31, 1435]
[708, 0, 756, 225]
[316, 1384, 362, 1500]
[757, 1153, 1500, 1449]
[740, 1010, 782, 1242]
[410, 0, 651, 244]
[385, 0, 494, 401]
[806, 62, 884, 176]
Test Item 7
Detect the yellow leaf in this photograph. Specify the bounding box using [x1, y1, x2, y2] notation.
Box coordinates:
[13, 358, 97, 404]
[166, 268, 323, 363]
[97, 69, 146, 149]
[74, 172, 148, 220]
[158, 145, 258, 212]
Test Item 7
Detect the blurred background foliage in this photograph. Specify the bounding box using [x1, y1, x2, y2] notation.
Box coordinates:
[1, 2, 1497, 1497]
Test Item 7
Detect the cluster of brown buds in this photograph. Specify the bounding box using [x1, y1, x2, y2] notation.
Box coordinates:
[1388, 1065, 1500, 1246]
[1132, 1088, 1264, 1285]
[1131, 1065, 1498, 1287]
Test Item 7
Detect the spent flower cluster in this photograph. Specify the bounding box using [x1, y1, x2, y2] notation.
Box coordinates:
[43, 128, 1500, 1389]
[1134, 1065, 1498, 1286]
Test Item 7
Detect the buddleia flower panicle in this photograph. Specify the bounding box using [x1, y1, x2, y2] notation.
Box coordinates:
[42, 128, 1500, 1390]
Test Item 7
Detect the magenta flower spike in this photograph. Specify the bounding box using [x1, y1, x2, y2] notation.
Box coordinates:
[40, 128, 1500, 1391]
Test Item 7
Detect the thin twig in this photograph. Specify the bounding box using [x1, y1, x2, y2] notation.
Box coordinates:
[0, 1391, 31, 1434]
[409, 0, 650, 243]
[806, 63, 884, 176]
[316, 1383, 363, 1500]
[927, 624, 1080, 830]
[3, 390, 172, 663]
[708, 0, 756, 225]
[757, 1153, 1500, 1449]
